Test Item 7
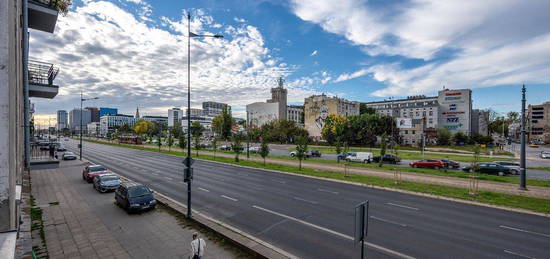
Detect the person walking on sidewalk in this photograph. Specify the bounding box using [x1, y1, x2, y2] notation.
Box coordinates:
[190, 232, 206, 259]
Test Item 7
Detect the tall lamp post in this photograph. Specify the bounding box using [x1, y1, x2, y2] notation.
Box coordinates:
[520, 85, 527, 190]
[80, 93, 99, 160]
[185, 12, 223, 218]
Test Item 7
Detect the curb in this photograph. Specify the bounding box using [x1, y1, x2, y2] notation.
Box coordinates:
[78, 157, 295, 259]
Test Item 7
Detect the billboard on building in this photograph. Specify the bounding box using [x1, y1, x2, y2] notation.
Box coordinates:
[396, 118, 413, 128]
[438, 89, 472, 133]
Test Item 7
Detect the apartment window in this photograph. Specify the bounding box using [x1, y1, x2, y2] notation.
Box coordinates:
[405, 130, 408, 134]
[412, 130, 416, 134]
[423, 111, 426, 116]
[532, 116, 544, 119]
[429, 111, 433, 116]
[416, 112, 420, 116]
[429, 118, 433, 124]
[410, 112, 413, 116]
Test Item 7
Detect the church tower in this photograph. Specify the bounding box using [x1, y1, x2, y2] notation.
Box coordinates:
[268, 77, 288, 120]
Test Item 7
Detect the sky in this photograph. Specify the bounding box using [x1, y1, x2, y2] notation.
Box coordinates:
[30, 0, 550, 126]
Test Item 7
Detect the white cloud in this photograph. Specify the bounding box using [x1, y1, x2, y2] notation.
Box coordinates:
[291, 0, 550, 96]
[234, 17, 246, 23]
[310, 50, 317, 56]
[29, 1, 317, 117]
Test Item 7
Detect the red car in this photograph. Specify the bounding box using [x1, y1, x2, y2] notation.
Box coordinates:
[409, 160, 445, 170]
[82, 165, 110, 183]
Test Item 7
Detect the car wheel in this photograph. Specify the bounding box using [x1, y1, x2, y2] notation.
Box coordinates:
[498, 172, 504, 176]
[290, 153, 295, 157]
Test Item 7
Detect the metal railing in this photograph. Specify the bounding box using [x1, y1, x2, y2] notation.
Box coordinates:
[28, 60, 59, 86]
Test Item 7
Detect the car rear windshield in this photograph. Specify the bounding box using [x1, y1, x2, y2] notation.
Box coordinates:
[101, 176, 119, 182]
[128, 186, 151, 198]
[90, 166, 107, 172]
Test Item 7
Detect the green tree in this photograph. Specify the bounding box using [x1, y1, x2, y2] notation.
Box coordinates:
[231, 134, 244, 162]
[191, 121, 204, 156]
[379, 133, 387, 167]
[360, 103, 376, 115]
[212, 106, 234, 140]
[335, 138, 343, 163]
[295, 136, 309, 170]
[259, 140, 270, 165]
[212, 138, 218, 160]
[321, 114, 347, 145]
[453, 131, 469, 144]
[156, 133, 162, 151]
[120, 123, 133, 134]
[437, 128, 452, 146]
[178, 134, 186, 151]
[167, 130, 174, 151]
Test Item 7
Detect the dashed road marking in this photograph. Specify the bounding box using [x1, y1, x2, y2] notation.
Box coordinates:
[198, 187, 210, 192]
[503, 249, 535, 259]
[500, 225, 550, 238]
[387, 203, 419, 211]
[221, 195, 238, 201]
[293, 197, 318, 205]
[370, 216, 408, 227]
[317, 188, 339, 194]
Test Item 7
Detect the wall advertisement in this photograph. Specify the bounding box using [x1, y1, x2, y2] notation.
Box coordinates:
[438, 89, 472, 133]
[396, 118, 413, 129]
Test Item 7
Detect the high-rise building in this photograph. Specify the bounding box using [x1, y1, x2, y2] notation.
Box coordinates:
[69, 108, 92, 133]
[168, 108, 184, 127]
[100, 114, 136, 135]
[56, 110, 68, 130]
[437, 89, 472, 134]
[304, 94, 360, 139]
[528, 102, 550, 143]
[85, 107, 100, 122]
[99, 107, 118, 117]
[267, 77, 288, 120]
[186, 108, 204, 117]
[471, 109, 490, 136]
[202, 101, 229, 117]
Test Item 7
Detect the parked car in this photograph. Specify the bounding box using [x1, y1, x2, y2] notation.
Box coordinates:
[310, 150, 322, 157]
[56, 144, 66, 152]
[62, 152, 77, 160]
[249, 146, 260, 153]
[337, 152, 354, 161]
[372, 154, 401, 164]
[540, 151, 550, 159]
[290, 150, 311, 158]
[115, 182, 157, 213]
[82, 165, 109, 183]
[440, 159, 460, 169]
[93, 173, 122, 193]
[462, 163, 511, 176]
[493, 161, 520, 175]
[219, 145, 231, 151]
[345, 152, 373, 163]
[409, 160, 445, 169]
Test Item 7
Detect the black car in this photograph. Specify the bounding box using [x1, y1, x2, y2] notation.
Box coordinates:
[441, 159, 460, 169]
[310, 150, 322, 157]
[115, 182, 156, 213]
[372, 154, 401, 164]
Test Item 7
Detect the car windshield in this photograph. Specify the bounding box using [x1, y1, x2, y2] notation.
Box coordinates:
[128, 186, 151, 198]
[101, 176, 119, 182]
[90, 166, 107, 172]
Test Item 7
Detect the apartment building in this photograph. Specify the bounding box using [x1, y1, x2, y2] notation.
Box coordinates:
[528, 102, 550, 143]
[168, 108, 184, 127]
[364, 95, 439, 128]
[287, 105, 304, 127]
[304, 94, 360, 139]
[99, 114, 136, 135]
[202, 101, 229, 117]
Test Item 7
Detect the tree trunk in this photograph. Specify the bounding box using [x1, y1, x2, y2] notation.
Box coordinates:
[299, 159, 302, 170]
[263, 157, 266, 165]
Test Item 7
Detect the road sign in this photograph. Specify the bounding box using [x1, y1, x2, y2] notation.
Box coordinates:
[354, 201, 369, 259]
[183, 157, 195, 167]
[183, 168, 193, 182]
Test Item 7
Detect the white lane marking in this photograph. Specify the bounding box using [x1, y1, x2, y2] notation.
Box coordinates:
[503, 250, 535, 259]
[252, 205, 415, 259]
[198, 187, 210, 192]
[221, 195, 238, 202]
[164, 176, 173, 181]
[500, 225, 550, 239]
[271, 179, 286, 184]
[387, 203, 419, 211]
[293, 197, 318, 204]
[370, 216, 408, 227]
[317, 188, 339, 194]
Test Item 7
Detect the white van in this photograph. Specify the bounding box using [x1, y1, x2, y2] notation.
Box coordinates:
[345, 152, 373, 163]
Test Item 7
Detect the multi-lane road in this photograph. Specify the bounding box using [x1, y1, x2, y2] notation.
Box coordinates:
[65, 139, 550, 258]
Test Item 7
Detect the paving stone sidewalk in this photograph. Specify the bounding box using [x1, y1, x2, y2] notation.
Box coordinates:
[31, 160, 243, 259]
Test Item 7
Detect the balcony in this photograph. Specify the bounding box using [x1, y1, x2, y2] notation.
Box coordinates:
[27, 0, 71, 33]
[28, 60, 59, 99]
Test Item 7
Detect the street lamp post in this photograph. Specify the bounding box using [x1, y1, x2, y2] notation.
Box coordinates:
[520, 85, 527, 190]
[185, 12, 223, 218]
[80, 92, 99, 160]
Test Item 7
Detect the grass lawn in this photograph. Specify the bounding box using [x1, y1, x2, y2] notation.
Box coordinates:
[83, 139, 550, 214]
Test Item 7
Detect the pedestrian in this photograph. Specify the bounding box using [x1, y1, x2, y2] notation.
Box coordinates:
[190, 232, 206, 259]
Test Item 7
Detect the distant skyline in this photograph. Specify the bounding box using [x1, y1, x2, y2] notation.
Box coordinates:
[30, 0, 550, 126]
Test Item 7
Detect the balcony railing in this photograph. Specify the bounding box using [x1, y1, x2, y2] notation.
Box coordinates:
[29, 0, 71, 14]
[28, 60, 59, 86]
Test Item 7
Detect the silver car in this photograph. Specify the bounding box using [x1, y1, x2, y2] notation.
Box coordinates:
[541, 151, 550, 159]
[493, 161, 520, 175]
[93, 173, 122, 193]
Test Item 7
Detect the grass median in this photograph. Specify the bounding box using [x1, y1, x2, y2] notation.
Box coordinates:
[83, 139, 550, 214]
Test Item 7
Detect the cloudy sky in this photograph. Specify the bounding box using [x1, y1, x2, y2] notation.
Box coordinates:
[30, 0, 550, 126]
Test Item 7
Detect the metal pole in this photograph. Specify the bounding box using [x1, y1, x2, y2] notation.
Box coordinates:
[80, 92, 83, 160]
[186, 12, 193, 218]
[520, 85, 527, 190]
[23, 0, 31, 169]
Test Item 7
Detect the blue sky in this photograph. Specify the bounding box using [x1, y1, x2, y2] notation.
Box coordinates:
[30, 0, 550, 125]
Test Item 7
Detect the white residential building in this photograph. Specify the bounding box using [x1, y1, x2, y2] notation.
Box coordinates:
[202, 101, 229, 117]
[168, 108, 184, 127]
[364, 95, 439, 129]
[247, 102, 280, 127]
[99, 114, 136, 135]
[87, 122, 101, 136]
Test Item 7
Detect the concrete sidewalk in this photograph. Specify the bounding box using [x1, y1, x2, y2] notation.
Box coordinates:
[31, 160, 246, 259]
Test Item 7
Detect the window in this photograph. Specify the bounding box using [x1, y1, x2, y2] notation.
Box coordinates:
[423, 111, 426, 116]
[429, 118, 433, 124]
[532, 116, 543, 119]
[405, 130, 408, 134]
[416, 112, 420, 116]
[412, 130, 416, 134]
[429, 111, 433, 116]
[409, 112, 413, 116]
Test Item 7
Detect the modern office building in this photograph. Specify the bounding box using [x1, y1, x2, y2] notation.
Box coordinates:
[437, 89, 473, 134]
[364, 95, 439, 129]
[99, 107, 118, 117]
[87, 122, 101, 136]
[202, 101, 229, 117]
[99, 114, 136, 135]
[141, 115, 168, 125]
[186, 108, 204, 117]
[304, 94, 360, 139]
[56, 110, 68, 130]
[85, 107, 100, 122]
[69, 108, 92, 133]
[168, 108, 184, 127]
[287, 105, 304, 127]
[528, 102, 550, 143]
[471, 109, 490, 136]
[246, 77, 289, 128]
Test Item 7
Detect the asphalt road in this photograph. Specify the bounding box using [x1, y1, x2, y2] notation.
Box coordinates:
[65, 139, 550, 259]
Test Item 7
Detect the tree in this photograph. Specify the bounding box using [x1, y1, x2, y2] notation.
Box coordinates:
[167, 130, 174, 151]
[212, 138, 217, 160]
[437, 128, 452, 146]
[178, 134, 186, 151]
[321, 114, 347, 145]
[191, 121, 204, 156]
[156, 133, 162, 151]
[507, 111, 520, 123]
[360, 103, 376, 115]
[120, 123, 133, 134]
[379, 133, 387, 167]
[134, 120, 150, 136]
[212, 106, 234, 140]
[453, 131, 469, 144]
[259, 140, 270, 165]
[295, 136, 309, 170]
[231, 134, 244, 162]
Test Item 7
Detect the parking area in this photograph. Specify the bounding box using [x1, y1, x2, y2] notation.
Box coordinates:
[31, 159, 245, 259]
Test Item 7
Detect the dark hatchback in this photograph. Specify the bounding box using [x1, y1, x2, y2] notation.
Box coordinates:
[115, 182, 157, 213]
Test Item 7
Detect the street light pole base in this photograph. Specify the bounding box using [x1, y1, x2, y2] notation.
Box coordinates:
[519, 187, 528, 191]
